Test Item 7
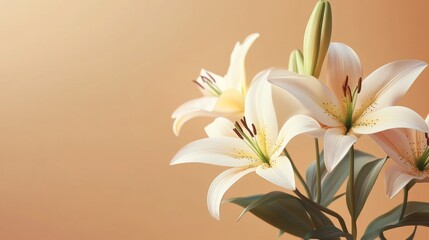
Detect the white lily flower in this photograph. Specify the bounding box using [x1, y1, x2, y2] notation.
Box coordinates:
[269, 42, 429, 172]
[171, 70, 321, 219]
[172, 33, 259, 135]
[372, 115, 429, 198]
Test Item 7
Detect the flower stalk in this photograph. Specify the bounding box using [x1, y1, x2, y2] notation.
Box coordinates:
[284, 149, 312, 199]
[315, 138, 322, 204]
[348, 145, 357, 239]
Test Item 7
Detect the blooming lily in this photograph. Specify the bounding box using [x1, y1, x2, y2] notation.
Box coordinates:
[372, 115, 429, 198]
[172, 33, 259, 135]
[171, 70, 321, 219]
[269, 42, 429, 171]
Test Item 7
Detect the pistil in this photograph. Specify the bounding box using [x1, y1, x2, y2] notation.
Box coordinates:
[417, 133, 429, 171]
[342, 76, 362, 131]
[233, 117, 269, 164]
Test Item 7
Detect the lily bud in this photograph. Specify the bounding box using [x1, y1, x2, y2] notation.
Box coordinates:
[303, 0, 332, 78]
[288, 49, 304, 74]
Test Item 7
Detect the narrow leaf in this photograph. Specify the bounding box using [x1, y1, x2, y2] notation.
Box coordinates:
[363, 202, 429, 240]
[346, 157, 386, 219]
[228, 192, 313, 238]
[304, 225, 352, 240]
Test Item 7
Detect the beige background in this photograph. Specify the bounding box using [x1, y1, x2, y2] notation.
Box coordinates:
[0, 0, 428, 239]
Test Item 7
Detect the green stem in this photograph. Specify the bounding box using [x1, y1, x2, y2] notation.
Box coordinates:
[348, 145, 357, 240]
[399, 183, 411, 221]
[283, 149, 312, 199]
[315, 138, 321, 204]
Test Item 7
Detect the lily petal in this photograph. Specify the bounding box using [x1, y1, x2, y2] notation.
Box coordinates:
[354, 60, 427, 118]
[324, 128, 357, 172]
[269, 69, 343, 126]
[327, 43, 362, 100]
[171, 137, 256, 167]
[245, 70, 278, 154]
[256, 156, 295, 190]
[426, 114, 429, 126]
[208, 167, 256, 219]
[271, 115, 322, 158]
[214, 89, 244, 113]
[172, 97, 218, 135]
[352, 106, 429, 135]
[371, 129, 416, 171]
[225, 33, 259, 91]
[385, 165, 422, 198]
[204, 117, 236, 138]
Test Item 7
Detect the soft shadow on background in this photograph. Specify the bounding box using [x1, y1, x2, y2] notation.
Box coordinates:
[0, 0, 428, 239]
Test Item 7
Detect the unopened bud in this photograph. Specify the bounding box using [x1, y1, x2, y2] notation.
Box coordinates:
[303, 0, 332, 78]
[288, 49, 304, 74]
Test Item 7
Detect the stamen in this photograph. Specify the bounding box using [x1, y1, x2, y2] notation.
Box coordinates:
[235, 121, 243, 133]
[357, 77, 362, 93]
[192, 80, 205, 89]
[252, 124, 257, 135]
[233, 128, 244, 139]
[240, 117, 254, 138]
[205, 71, 216, 83]
[342, 76, 349, 97]
[346, 86, 352, 102]
[426, 132, 429, 145]
[201, 76, 215, 84]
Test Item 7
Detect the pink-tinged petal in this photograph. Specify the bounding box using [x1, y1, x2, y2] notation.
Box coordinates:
[354, 60, 427, 118]
[208, 167, 256, 219]
[172, 97, 218, 135]
[225, 33, 259, 91]
[371, 130, 416, 171]
[352, 106, 429, 135]
[171, 137, 257, 167]
[327, 43, 362, 100]
[324, 128, 357, 172]
[384, 165, 422, 198]
[256, 156, 295, 190]
[425, 114, 429, 127]
[245, 70, 278, 154]
[269, 69, 343, 126]
[271, 115, 322, 158]
[404, 127, 428, 158]
[204, 117, 236, 138]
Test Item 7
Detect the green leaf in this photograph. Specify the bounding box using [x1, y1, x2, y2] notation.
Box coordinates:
[363, 202, 429, 240]
[346, 157, 386, 219]
[228, 192, 313, 238]
[306, 150, 376, 207]
[304, 225, 352, 240]
[379, 212, 429, 239]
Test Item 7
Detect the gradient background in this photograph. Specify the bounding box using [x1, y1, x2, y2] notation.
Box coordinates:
[0, 0, 428, 239]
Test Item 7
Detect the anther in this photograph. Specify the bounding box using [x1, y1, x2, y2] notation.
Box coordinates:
[192, 80, 205, 89]
[357, 77, 362, 93]
[342, 76, 349, 97]
[205, 72, 216, 83]
[252, 124, 257, 135]
[201, 76, 214, 84]
[235, 121, 243, 133]
[346, 86, 352, 101]
[233, 128, 244, 139]
[426, 132, 429, 145]
[240, 117, 254, 137]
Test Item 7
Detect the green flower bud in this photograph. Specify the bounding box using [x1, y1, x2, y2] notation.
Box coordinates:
[303, 0, 332, 78]
[288, 49, 304, 74]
